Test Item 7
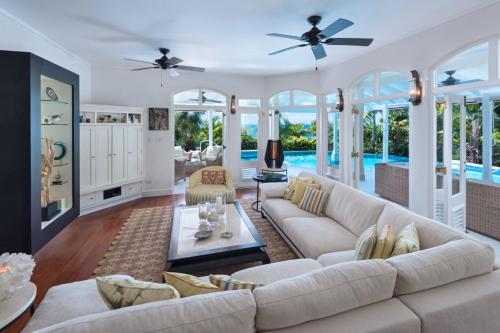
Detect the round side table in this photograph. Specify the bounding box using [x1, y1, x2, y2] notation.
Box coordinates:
[252, 173, 288, 213]
[0, 282, 36, 330]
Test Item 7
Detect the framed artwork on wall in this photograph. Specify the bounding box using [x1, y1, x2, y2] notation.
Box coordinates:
[148, 108, 169, 130]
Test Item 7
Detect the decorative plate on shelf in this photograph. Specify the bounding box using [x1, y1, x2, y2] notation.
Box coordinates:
[45, 87, 58, 101]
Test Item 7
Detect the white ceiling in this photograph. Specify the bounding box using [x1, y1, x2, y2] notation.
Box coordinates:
[0, 0, 498, 75]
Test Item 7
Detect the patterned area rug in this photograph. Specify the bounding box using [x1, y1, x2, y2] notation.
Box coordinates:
[93, 200, 297, 282]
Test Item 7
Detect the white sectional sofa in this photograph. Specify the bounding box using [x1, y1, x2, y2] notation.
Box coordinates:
[22, 172, 500, 333]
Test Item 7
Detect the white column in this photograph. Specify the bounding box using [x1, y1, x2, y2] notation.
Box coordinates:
[382, 105, 389, 163]
[359, 107, 365, 181]
[272, 110, 280, 140]
[482, 96, 493, 181]
[208, 110, 214, 147]
[409, 74, 433, 217]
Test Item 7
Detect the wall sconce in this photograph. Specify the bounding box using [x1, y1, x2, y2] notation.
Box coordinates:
[230, 95, 236, 114]
[409, 70, 422, 106]
[336, 88, 344, 112]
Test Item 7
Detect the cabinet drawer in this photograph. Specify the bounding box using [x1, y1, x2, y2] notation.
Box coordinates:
[125, 182, 142, 196]
[81, 192, 98, 208]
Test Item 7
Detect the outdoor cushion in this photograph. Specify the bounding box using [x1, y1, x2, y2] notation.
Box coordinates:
[262, 199, 316, 229]
[25, 290, 256, 333]
[266, 298, 420, 333]
[387, 239, 494, 296]
[324, 182, 387, 236]
[253, 260, 397, 331]
[376, 203, 466, 249]
[22, 279, 109, 333]
[282, 217, 358, 258]
[317, 250, 356, 266]
[231, 259, 322, 285]
[398, 269, 500, 333]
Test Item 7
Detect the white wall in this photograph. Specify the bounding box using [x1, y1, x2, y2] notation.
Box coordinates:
[0, 9, 92, 102]
[91, 68, 265, 195]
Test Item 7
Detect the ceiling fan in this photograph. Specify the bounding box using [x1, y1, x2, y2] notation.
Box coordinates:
[188, 91, 223, 104]
[267, 15, 373, 60]
[124, 48, 205, 76]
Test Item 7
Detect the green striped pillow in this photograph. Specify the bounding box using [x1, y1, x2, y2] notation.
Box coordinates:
[209, 274, 263, 291]
[298, 186, 329, 215]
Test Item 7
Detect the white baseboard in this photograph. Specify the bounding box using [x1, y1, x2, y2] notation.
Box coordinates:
[79, 194, 143, 216]
[142, 188, 173, 197]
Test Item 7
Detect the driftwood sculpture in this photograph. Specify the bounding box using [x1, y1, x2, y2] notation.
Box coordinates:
[41, 138, 55, 207]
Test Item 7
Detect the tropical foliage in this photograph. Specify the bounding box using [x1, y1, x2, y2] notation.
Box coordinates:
[241, 129, 257, 150]
[174, 111, 223, 151]
[279, 116, 316, 150]
[362, 108, 409, 157]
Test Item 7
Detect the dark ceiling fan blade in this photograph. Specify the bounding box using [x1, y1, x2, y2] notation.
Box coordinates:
[323, 37, 373, 46]
[167, 57, 183, 65]
[319, 18, 353, 38]
[175, 65, 205, 72]
[311, 44, 327, 60]
[269, 44, 307, 55]
[267, 33, 303, 41]
[124, 58, 158, 65]
[130, 66, 160, 71]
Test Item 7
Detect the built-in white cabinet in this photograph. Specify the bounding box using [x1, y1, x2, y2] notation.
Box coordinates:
[79, 104, 144, 215]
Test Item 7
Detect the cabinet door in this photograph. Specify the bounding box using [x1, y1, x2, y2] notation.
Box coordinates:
[126, 125, 140, 179]
[80, 126, 95, 190]
[112, 125, 127, 183]
[94, 126, 112, 187]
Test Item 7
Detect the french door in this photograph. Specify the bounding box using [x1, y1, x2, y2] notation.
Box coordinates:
[434, 94, 466, 231]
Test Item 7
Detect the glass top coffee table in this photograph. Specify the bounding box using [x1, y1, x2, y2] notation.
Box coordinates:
[166, 202, 270, 273]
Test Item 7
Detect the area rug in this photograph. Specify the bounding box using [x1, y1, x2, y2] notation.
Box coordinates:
[93, 200, 297, 282]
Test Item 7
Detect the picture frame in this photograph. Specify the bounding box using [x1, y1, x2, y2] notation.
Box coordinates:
[148, 108, 169, 130]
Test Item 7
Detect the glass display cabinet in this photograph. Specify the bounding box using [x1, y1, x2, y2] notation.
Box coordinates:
[0, 51, 79, 253]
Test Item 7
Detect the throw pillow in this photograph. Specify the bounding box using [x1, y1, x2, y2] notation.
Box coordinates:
[201, 170, 226, 185]
[209, 275, 263, 291]
[371, 224, 395, 259]
[291, 182, 320, 204]
[354, 225, 378, 260]
[96, 275, 180, 309]
[183, 151, 193, 161]
[391, 223, 420, 257]
[298, 187, 329, 215]
[163, 272, 221, 297]
[283, 176, 314, 200]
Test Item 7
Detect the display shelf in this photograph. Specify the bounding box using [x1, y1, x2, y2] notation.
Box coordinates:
[51, 180, 69, 186]
[53, 162, 69, 167]
[41, 99, 69, 104]
[41, 123, 70, 126]
[41, 208, 70, 230]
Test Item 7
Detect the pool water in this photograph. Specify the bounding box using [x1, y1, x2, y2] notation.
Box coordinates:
[241, 150, 500, 183]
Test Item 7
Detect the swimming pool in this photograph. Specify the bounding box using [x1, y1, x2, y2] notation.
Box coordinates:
[241, 150, 500, 182]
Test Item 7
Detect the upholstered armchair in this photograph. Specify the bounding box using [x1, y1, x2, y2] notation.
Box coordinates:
[200, 145, 223, 166]
[185, 166, 236, 205]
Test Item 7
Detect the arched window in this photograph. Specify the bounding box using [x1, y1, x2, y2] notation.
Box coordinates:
[351, 71, 410, 101]
[269, 90, 317, 107]
[351, 74, 375, 100]
[380, 71, 410, 96]
[435, 43, 489, 87]
[173, 88, 227, 106]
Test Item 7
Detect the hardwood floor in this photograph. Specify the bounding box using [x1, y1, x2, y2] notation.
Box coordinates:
[6, 189, 256, 333]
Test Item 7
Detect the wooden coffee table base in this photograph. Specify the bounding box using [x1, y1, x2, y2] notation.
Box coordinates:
[166, 247, 270, 274]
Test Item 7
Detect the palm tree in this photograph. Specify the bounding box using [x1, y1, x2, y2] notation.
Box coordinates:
[174, 112, 203, 151]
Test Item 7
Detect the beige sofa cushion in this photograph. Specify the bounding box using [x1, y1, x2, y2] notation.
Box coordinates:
[399, 269, 500, 333]
[317, 250, 356, 266]
[27, 290, 256, 333]
[253, 260, 397, 331]
[231, 259, 323, 285]
[298, 171, 338, 193]
[324, 182, 387, 236]
[23, 279, 109, 333]
[264, 298, 420, 333]
[260, 182, 290, 201]
[282, 217, 358, 258]
[387, 239, 494, 296]
[377, 203, 465, 249]
[262, 198, 316, 229]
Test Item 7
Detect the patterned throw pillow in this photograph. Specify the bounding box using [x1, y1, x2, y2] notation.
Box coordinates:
[371, 224, 395, 259]
[283, 176, 314, 200]
[298, 187, 329, 215]
[96, 275, 180, 309]
[354, 225, 378, 260]
[163, 272, 221, 297]
[201, 170, 226, 185]
[209, 275, 263, 291]
[391, 223, 420, 257]
[291, 182, 320, 204]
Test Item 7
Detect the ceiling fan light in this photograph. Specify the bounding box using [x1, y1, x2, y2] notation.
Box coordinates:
[169, 68, 180, 77]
